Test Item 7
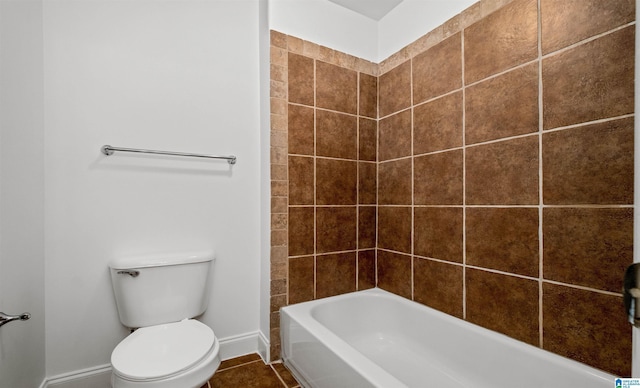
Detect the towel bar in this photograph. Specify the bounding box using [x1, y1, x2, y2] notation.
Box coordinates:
[101, 145, 236, 164]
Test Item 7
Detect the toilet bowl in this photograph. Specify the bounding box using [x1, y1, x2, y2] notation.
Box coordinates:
[111, 319, 220, 388]
[109, 253, 219, 388]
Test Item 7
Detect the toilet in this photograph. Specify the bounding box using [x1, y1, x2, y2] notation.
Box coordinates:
[109, 252, 220, 388]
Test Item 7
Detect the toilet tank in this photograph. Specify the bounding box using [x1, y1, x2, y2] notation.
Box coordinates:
[109, 252, 214, 328]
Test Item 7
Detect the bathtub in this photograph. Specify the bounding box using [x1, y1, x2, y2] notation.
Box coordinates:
[280, 288, 616, 388]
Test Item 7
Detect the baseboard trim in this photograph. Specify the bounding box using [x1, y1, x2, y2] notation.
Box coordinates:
[218, 330, 265, 361]
[38, 330, 269, 388]
[257, 330, 270, 363]
[42, 364, 111, 388]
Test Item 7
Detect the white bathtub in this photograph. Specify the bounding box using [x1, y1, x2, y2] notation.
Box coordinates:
[280, 288, 616, 388]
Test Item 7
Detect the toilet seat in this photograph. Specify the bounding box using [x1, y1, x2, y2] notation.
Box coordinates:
[111, 319, 216, 382]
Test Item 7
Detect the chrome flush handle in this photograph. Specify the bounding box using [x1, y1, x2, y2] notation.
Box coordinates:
[0, 312, 31, 328]
[117, 270, 140, 278]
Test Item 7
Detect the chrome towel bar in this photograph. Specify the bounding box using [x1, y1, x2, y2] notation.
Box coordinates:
[101, 145, 236, 165]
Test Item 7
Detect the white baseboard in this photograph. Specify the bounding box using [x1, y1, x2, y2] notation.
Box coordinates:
[42, 364, 111, 388]
[39, 330, 270, 388]
[257, 330, 270, 363]
[218, 330, 268, 361]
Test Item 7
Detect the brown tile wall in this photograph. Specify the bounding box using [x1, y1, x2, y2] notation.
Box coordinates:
[270, 0, 634, 377]
[269, 31, 378, 359]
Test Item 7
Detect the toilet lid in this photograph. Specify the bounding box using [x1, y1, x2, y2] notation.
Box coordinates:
[111, 319, 215, 381]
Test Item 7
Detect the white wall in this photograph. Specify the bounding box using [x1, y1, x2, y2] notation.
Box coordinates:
[43, 0, 262, 376]
[378, 0, 477, 61]
[269, 0, 378, 62]
[0, 1, 46, 386]
[270, 0, 476, 63]
[259, 0, 272, 359]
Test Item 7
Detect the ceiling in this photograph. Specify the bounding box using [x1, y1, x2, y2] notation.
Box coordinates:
[327, 0, 404, 21]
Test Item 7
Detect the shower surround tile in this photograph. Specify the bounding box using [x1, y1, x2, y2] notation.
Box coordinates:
[540, 0, 636, 54]
[274, 33, 378, 361]
[414, 258, 463, 318]
[465, 63, 538, 145]
[464, 0, 538, 84]
[316, 61, 357, 114]
[270, 31, 288, 361]
[466, 207, 539, 277]
[358, 206, 376, 249]
[379, 61, 411, 117]
[543, 207, 633, 293]
[377, 250, 412, 299]
[316, 207, 357, 254]
[288, 104, 313, 155]
[378, 159, 412, 205]
[466, 269, 539, 346]
[272, 0, 633, 375]
[413, 92, 463, 155]
[316, 252, 357, 298]
[316, 110, 357, 159]
[378, 206, 411, 254]
[543, 283, 632, 377]
[288, 156, 313, 205]
[413, 207, 463, 263]
[465, 136, 538, 205]
[358, 162, 377, 205]
[358, 118, 377, 161]
[414, 150, 463, 205]
[412, 32, 462, 105]
[542, 117, 634, 205]
[379, 110, 412, 161]
[288, 207, 314, 257]
[359, 73, 378, 118]
[358, 250, 376, 290]
[288, 256, 314, 304]
[287, 53, 314, 106]
[316, 159, 357, 205]
[542, 26, 635, 129]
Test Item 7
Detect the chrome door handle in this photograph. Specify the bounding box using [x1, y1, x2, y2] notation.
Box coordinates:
[0, 311, 31, 328]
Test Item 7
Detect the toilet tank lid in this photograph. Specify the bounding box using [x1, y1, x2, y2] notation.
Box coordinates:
[109, 251, 215, 270]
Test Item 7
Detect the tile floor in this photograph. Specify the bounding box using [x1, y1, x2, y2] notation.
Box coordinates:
[201, 353, 301, 388]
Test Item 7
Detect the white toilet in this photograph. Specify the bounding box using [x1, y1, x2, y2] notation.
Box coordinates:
[109, 252, 220, 388]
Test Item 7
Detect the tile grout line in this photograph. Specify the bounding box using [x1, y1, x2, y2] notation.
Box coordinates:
[216, 359, 263, 373]
[282, 63, 289, 330]
[375, 111, 634, 165]
[461, 26, 467, 321]
[540, 20, 635, 61]
[537, 0, 544, 349]
[542, 113, 634, 134]
[376, 18, 633, 82]
[410, 52, 415, 301]
[384, 246, 625, 297]
[271, 361, 302, 388]
[355, 72, 360, 290]
[356, 71, 361, 291]
[375, 64, 380, 289]
[283, 47, 290, 312]
[312, 56, 317, 301]
[542, 279, 623, 297]
[269, 363, 289, 388]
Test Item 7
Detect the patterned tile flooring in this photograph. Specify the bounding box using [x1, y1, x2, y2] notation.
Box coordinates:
[201, 353, 301, 388]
